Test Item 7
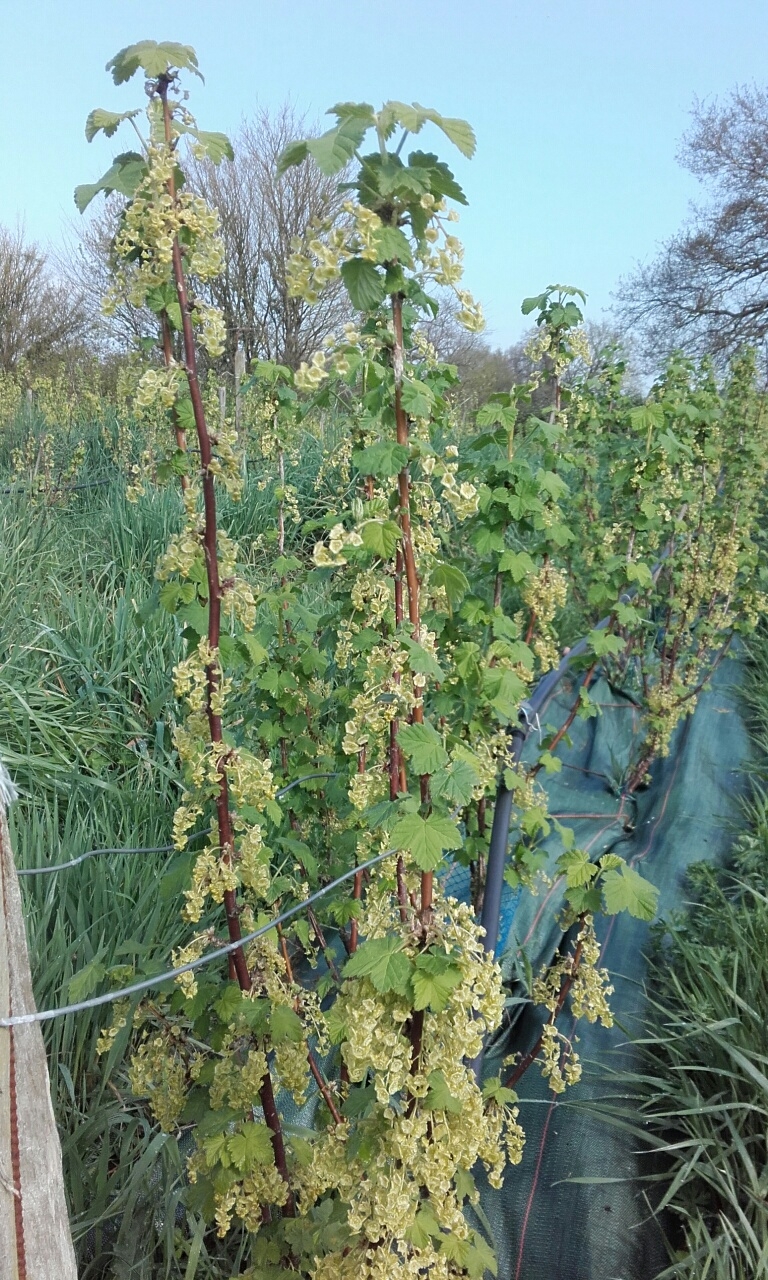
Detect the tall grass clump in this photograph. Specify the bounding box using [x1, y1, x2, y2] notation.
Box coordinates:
[622, 633, 768, 1278]
[0, 427, 353, 1275]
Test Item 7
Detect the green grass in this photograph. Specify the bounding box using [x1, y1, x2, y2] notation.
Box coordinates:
[608, 634, 768, 1279]
[0, 403, 351, 1275]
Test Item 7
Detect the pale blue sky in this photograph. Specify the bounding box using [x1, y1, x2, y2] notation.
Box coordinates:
[2, 0, 768, 347]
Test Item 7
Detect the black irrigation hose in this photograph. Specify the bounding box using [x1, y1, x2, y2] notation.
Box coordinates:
[478, 610, 614, 958]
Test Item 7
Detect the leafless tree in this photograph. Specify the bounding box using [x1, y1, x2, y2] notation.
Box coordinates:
[0, 226, 90, 373]
[66, 105, 351, 372]
[616, 87, 768, 368]
[189, 104, 351, 369]
[60, 198, 151, 355]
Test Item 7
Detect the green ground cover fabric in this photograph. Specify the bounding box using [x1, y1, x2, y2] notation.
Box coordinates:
[481, 656, 751, 1280]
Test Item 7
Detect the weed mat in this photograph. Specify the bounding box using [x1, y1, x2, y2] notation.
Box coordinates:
[481, 657, 750, 1280]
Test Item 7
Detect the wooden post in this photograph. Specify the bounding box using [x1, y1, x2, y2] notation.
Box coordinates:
[0, 765, 78, 1279]
[234, 339, 246, 442]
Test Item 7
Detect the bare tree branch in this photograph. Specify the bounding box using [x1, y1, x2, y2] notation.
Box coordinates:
[0, 226, 90, 373]
[615, 86, 768, 368]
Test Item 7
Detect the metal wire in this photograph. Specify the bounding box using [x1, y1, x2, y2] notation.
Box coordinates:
[0, 846, 396, 1028]
[14, 773, 340, 877]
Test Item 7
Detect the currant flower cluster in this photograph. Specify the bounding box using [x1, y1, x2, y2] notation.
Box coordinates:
[307, 883, 522, 1277]
[520, 562, 568, 673]
[439, 443, 479, 520]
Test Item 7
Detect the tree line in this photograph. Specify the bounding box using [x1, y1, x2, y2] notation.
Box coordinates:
[3, 88, 768, 390]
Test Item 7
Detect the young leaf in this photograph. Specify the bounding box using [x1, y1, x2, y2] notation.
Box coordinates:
[68, 958, 106, 1002]
[277, 139, 310, 173]
[422, 1068, 463, 1110]
[390, 813, 462, 871]
[401, 636, 445, 681]
[352, 440, 408, 478]
[601, 863, 659, 920]
[589, 629, 626, 658]
[191, 129, 234, 164]
[307, 116, 370, 175]
[360, 519, 401, 558]
[400, 378, 435, 418]
[397, 722, 449, 775]
[372, 224, 414, 267]
[269, 1005, 304, 1043]
[482, 1076, 518, 1106]
[75, 152, 147, 213]
[498, 549, 535, 582]
[226, 1123, 274, 1172]
[340, 257, 386, 311]
[343, 935, 413, 995]
[85, 108, 140, 142]
[107, 41, 202, 85]
[407, 1203, 443, 1247]
[431, 563, 469, 605]
[430, 758, 479, 807]
[421, 108, 476, 158]
[557, 848, 599, 889]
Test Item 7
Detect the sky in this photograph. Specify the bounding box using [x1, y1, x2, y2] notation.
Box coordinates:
[2, 0, 768, 349]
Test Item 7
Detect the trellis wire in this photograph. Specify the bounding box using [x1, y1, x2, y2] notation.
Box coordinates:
[0, 846, 397, 1028]
[15, 773, 339, 877]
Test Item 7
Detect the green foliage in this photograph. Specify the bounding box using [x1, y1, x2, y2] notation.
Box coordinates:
[107, 40, 202, 84]
[390, 812, 463, 870]
[7, 29, 762, 1280]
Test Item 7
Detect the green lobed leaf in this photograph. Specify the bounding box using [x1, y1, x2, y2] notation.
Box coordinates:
[190, 129, 234, 164]
[401, 636, 445, 681]
[476, 400, 516, 429]
[400, 377, 435, 418]
[378, 100, 428, 136]
[498, 549, 535, 582]
[360, 519, 401, 558]
[406, 1202, 443, 1247]
[430, 758, 479, 807]
[589, 629, 626, 658]
[413, 951, 464, 1015]
[327, 101, 376, 124]
[430, 562, 469, 605]
[226, 1123, 274, 1172]
[106, 41, 202, 85]
[521, 292, 547, 316]
[74, 151, 147, 213]
[68, 958, 106, 1002]
[422, 1067, 464, 1109]
[397, 722, 449, 775]
[175, 397, 195, 431]
[601, 862, 659, 920]
[557, 848, 599, 888]
[473, 526, 506, 556]
[307, 116, 370, 175]
[390, 813, 462, 871]
[277, 139, 309, 173]
[372, 224, 414, 267]
[352, 440, 409, 478]
[421, 108, 476, 158]
[340, 257, 386, 311]
[482, 1076, 518, 1105]
[85, 108, 140, 142]
[343, 935, 413, 995]
[269, 1005, 304, 1043]
[408, 151, 469, 204]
